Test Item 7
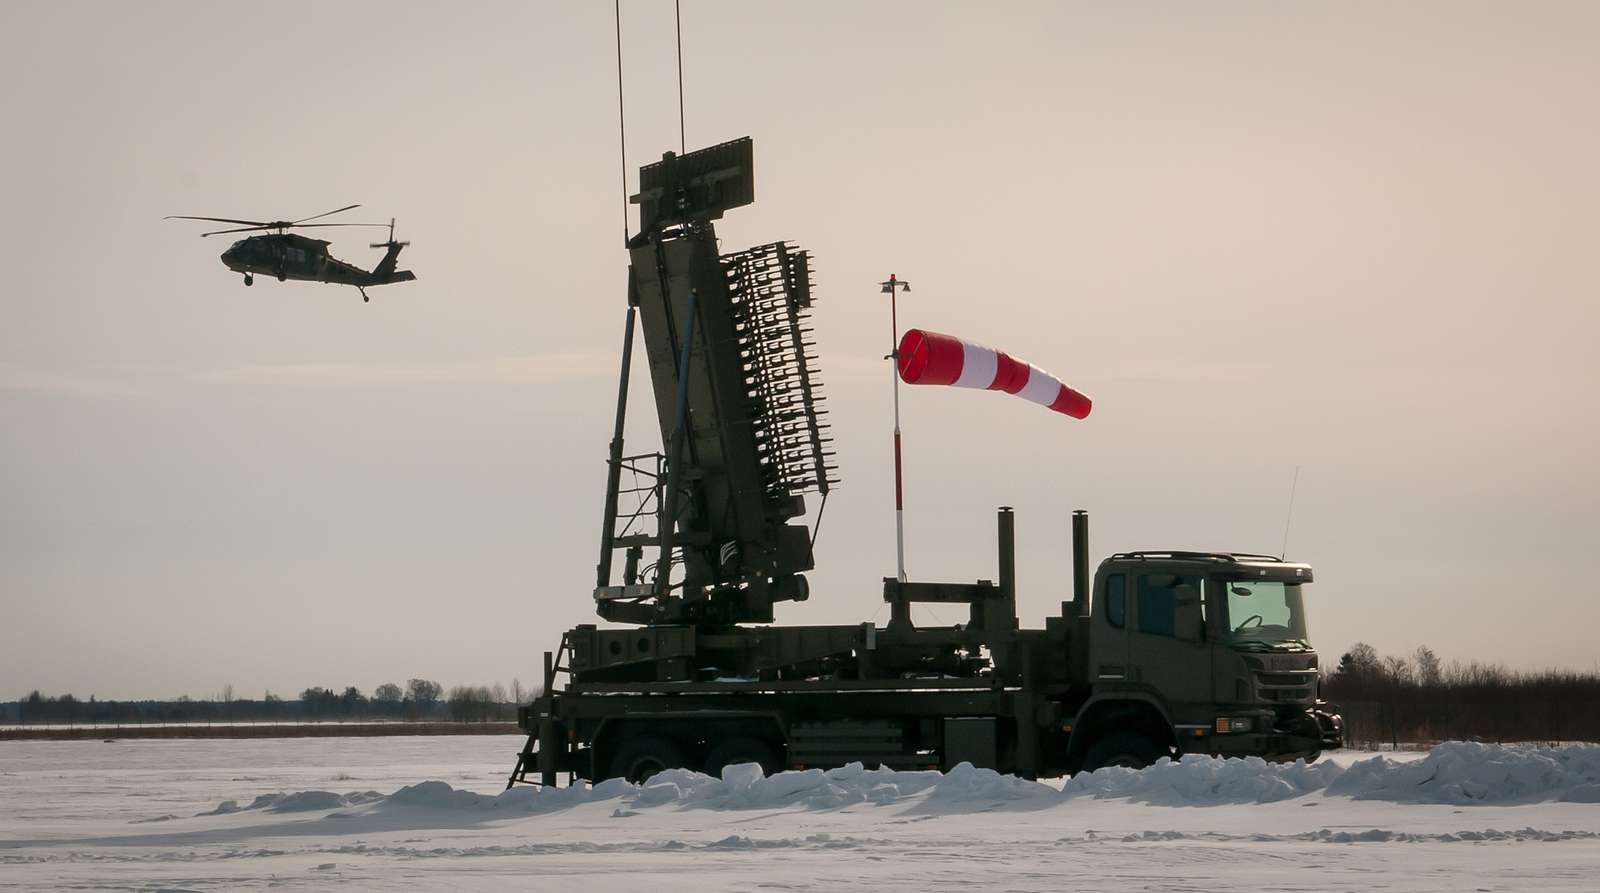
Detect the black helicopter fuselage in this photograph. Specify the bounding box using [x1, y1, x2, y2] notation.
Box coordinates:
[169, 204, 415, 301]
[220, 233, 414, 290]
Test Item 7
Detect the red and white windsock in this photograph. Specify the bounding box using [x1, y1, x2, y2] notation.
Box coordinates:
[896, 328, 1092, 419]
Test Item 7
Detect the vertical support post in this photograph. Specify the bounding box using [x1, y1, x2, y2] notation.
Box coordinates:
[998, 505, 1038, 776]
[1015, 638, 1039, 778]
[885, 579, 914, 632]
[998, 506, 1017, 630]
[537, 650, 557, 786]
[596, 305, 638, 589]
[1071, 509, 1089, 618]
[655, 288, 700, 596]
[882, 274, 911, 582]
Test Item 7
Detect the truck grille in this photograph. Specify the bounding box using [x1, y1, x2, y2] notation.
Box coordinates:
[1254, 670, 1317, 703]
[1239, 655, 1318, 703]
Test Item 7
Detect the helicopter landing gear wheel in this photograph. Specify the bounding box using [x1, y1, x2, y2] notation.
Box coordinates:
[243, 273, 253, 286]
[358, 287, 369, 303]
[276, 271, 286, 282]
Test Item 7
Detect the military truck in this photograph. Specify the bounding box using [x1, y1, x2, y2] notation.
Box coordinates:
[508, 137, 1341, 787]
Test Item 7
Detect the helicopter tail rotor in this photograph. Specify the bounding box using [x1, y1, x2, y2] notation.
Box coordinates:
[370, 218, 411, 250]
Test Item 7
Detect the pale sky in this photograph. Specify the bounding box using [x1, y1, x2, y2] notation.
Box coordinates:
[2, 1, 1596, 700]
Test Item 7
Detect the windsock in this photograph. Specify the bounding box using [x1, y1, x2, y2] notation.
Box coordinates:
[896, 328, 1092, 419]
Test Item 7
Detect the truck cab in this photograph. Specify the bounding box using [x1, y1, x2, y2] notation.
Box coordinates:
[1077, 552, 1342, 768]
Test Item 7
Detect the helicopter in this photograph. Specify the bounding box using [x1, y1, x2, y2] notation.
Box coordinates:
[166, 204, 415, 302]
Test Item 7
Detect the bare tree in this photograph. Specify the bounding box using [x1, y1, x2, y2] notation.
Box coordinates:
[1382, 655, 1413, 686]
[446, 685, 497, 723]
[340, 686, 367, 717]
[1338, 642, 1382, 683]
[405, 679, 442, 719]
[1414, 645, 1442, 687]
[373, 682, 403, 717]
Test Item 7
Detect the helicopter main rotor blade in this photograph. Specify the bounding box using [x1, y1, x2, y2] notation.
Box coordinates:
[166, 215, 268, 227]
[291, 204, 362, 225]
[292, 222, 389, 229]
[199, 224, 279, 237]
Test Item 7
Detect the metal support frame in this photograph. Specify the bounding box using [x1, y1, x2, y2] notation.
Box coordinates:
[596, 305, 639, 589]
[653, 287, 699, 597]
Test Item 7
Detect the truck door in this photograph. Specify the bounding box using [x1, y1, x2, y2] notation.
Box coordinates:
[1087, 572, 1132, 684]
[1126, 573, 1213, 724]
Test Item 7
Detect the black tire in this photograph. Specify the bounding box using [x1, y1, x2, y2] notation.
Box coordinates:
[704, 737, 779, 779]
[608, 733, 685, 784]
[1081, 732, 1167, 772]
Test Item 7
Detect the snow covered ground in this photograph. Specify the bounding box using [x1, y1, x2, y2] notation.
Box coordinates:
[3, 735, 1597, 891]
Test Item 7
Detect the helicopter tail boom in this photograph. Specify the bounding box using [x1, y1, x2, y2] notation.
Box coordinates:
[367, 218, 413, 284]
[370, 241, 409, 280]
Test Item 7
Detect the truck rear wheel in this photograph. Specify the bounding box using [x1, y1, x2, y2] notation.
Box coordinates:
[704, 737, 779, 779]
[609, 734, 685, 784]
[1081, 732, 1166, 772]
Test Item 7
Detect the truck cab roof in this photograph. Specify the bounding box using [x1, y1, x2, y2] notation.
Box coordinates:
[1102, 551, 1313, 582]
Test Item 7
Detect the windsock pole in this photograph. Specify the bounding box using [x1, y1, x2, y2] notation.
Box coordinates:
[881, 274, 911, 583]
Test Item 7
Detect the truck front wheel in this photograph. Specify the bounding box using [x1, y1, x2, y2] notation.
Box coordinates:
[609, 734, 685, 784]
[1081, 732, 1166, 772]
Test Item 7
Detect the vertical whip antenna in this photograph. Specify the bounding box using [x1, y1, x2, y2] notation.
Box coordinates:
[675, 0, 686, 154]
[615, 0, 630, 245]
[1280, 465, 1301, 559]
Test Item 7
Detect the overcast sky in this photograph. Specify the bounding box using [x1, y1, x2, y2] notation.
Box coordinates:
[2, 1, 1596, 700]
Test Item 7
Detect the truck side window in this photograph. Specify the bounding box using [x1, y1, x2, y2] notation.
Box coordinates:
[1104, 574, 1126, 628]
[1137, 574, 1204, 640]
[1137, 575, 1174, 636]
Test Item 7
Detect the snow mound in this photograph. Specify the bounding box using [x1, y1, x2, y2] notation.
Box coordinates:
[388, 781, 496, 809]
[593, 761, 1051, 812]
[1328, 742, 1600, 805]
[199, 761, 1053, 820]
[1062, 754, 1343, 805]
[196, 742, 1600, 820]
[198, 790, 384, 815]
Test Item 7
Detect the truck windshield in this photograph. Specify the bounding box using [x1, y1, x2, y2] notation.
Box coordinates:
[1223, 580, 1309, 650]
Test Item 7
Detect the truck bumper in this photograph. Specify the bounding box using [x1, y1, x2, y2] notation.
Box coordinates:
[1197, 706, 1343, 763]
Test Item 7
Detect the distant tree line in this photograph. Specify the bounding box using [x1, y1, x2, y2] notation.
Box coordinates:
[1323, 643, 1600, 747]
[9, 677, 534, 726]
